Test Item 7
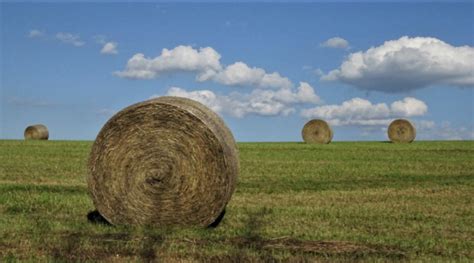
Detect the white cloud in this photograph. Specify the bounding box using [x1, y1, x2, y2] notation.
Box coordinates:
[322, 36, 474, 92]
[163, 87, 223, 113]
[156, 83, 320, 118]
[119, 45, 322, 118]
[163, 87, 291, 118]
[114, 45, 222, 80]
[28, 29, 45, 38]
[321, 37, 350, 49]
[301, 97, 427, 126]
[206, 61, 293, 89]
[101, 42, 118, 55]
[95, 36, 118, 54]
[415, 121, 474, 140]
[390, 97, 428, 117]
[56, 32, 85, 47]
[292, 82, 321, 104]
[116, 45, 295, 90]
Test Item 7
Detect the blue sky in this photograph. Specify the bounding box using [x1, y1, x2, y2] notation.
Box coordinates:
[1, 2, 473, 141]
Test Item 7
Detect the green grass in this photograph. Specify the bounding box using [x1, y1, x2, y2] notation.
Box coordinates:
[1, 140, 473, 261]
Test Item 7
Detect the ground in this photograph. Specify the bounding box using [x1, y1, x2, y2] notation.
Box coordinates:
[0, 140, 473, 262]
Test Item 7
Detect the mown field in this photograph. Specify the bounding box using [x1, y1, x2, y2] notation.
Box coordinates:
[0, 140, 473, 262]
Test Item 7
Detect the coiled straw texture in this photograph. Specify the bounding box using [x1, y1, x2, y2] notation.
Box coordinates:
[302, 119, 333, 144]
[388, 119, 416, 143]
[24, 124, 49, 140]
[87, 96, 239, 227]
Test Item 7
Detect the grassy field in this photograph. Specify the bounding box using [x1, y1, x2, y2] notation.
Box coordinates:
[0, 140, 473, 262]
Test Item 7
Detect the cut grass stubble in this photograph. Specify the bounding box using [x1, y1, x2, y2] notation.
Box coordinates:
[0, 140, 473, 261]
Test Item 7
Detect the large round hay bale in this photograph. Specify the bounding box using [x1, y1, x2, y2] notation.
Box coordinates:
[24, 124, 49, 140]
[388, 119, 416, 143]
[87, 96, 239, 227]
[302, 119, 333, 144]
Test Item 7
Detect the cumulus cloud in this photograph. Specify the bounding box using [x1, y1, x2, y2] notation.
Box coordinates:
[155, 82, 320, 118]
[390, 97, 428, 117]
[163, 87, 223, 113]
[321, 37, 350, 49]
[116, 45, 296, 90]
[28, 29, 45, 38]
[301, 97, 427, 126]
[101, 42, 118, 55]
[163, 87, 291, 117]
[56, 32, 85, 47]
[205, 61, 293, 89]
[119, 45, 323, 118]
[415, 121, 474, 140]
[289, 82, 321, 104]
[114, 45, 222, 80]
[322, 36, 474, 92]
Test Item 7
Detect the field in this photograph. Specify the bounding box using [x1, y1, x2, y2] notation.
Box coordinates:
[1, 140, 473, 262]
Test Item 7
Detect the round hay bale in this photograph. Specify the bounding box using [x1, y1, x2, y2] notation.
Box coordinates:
[87, 96, 239, 227]
[388, 119, 416, 143]
[301, 119, 333, 144]
[24, 124, 49, 140]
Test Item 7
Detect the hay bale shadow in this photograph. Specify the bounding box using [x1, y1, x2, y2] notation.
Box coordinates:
[207, 208, 226, 228]
[87, 210, 111, 225]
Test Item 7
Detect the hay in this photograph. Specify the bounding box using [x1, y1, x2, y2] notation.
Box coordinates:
[24, 124, 49, 140]
[388, 119, 416, 143]
[301, 119, 333, 144]
[87, 96, 239, 227]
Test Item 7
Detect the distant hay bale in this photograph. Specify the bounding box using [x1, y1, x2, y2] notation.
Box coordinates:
[388, 119, 416, 143]
[87, 96, 239, 227]
[302, 119, 333, 144]
[24, 124, 49, 140]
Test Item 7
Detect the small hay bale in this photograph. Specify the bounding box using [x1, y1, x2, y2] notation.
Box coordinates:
[87, 96, 239, 227]
[302, 119, 333, 144]
[24, 124, 49, 140]
[388, 119, 416, 143]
